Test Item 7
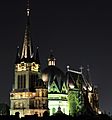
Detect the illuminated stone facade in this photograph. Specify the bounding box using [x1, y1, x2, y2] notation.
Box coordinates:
[42, 54, 100, 116]
[10, 1, 100, 117]
[10, 60, 48, 117]
[66, 68, 100, 116]
[10, 2, 48, 117]
[42, 54, 69, 115]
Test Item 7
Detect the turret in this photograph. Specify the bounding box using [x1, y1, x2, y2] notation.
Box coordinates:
[48, 50, 56, 66]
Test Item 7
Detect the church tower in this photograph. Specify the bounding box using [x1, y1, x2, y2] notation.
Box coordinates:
[10, 1, 48, 117]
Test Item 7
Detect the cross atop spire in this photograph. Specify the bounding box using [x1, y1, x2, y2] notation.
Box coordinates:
[79, 65, 84, 73]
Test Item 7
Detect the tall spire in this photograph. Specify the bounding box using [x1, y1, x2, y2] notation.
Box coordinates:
[21, 0, 33, 60]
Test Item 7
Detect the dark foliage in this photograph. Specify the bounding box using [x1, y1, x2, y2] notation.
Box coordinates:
[0, 113, 112, 120]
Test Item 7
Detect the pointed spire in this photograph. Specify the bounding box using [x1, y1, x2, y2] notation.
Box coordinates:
[15, 46, 20, 63]
[27, 0, 30, 17]
[36, 47, 40, 64]
[86, 65, 92, 86]
[21, 0, 33, 60]
[48, 49, 56, 66]
[26, 0, 30, 26]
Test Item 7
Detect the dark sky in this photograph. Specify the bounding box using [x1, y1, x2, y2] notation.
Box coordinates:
[0, 0, 112, 114]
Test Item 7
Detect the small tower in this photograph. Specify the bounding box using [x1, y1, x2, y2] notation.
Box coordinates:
[48, 50, 56, 66]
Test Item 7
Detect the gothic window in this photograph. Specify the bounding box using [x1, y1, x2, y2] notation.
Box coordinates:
[17, 74, 26, 89]
[29, 74, 37, 89]
[34, 100, 37, 108]
[18, 75, 20, 89]
[38, 100, 40, 108]
[37, 100, 39, 108]
[23, 74, 26, 88]
[30, 100, 34, 109]
[20, 76, 22, 88]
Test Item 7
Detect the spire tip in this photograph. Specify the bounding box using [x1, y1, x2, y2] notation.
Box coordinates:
[27, 0, 30, 16]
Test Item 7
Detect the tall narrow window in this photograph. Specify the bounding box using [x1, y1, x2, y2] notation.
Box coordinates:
[24, 74, 26, 88]
[20, 75, 22, 88]
[29, 74, 36, 89]
[22, 74, 26, 88]
[18, 75, 20, 89]
[17, 74, 26, 89]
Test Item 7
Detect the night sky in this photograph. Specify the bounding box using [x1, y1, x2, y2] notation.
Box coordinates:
[0, 0, 112, 114]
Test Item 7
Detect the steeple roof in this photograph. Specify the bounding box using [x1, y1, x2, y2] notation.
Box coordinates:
[21, 0, 33, 61]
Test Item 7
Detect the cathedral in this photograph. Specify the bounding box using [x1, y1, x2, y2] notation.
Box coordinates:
[10, 1, 100, 118]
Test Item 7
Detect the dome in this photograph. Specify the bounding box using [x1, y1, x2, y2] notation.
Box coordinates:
[42, 66, 65, 91]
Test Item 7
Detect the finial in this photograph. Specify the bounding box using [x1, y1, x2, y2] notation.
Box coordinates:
[49, 49, 54, 58]
[50, 49, 53, 54]
[86, 64, 92, 85]
[79, 65, 84, 73]
[17, 46, 20, 56]
[58, 106, 61, 112]
[87, 65, 90, 72]
[15, 46, 20, 63]
[17, 46, 19, 49]
[27, 0, 30, 16]
[67, 65, 70, 71]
